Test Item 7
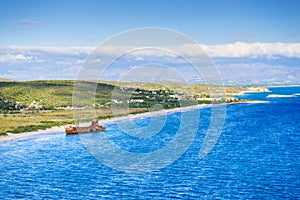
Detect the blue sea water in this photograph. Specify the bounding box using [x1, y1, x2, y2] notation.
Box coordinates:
[1, 86, 300, 199]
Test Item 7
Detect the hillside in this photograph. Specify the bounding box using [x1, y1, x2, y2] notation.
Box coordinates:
[0, 80, 249, 111]
[0, 80, 115, 110]
[0, 80, 266, 135]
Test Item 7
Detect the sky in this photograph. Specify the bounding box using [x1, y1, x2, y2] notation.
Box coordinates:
[1, 0, 300, 46]
[0, 0, 299, 84]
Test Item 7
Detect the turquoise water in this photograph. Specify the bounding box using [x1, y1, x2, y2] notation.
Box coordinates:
[1, 86, 300, 199]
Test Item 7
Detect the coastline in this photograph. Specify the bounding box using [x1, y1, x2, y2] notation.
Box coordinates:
[0, 99, 267, 143]
[0, 104, 212, 143]
[0, 126, 65, 142]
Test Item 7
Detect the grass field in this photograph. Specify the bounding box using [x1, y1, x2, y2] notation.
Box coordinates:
[0, 108, 149, 135]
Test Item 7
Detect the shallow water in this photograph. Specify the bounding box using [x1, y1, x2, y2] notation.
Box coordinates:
[0, 86, 299, 199]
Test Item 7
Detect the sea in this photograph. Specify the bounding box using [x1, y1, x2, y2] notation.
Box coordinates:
[0, 86, 299, 199]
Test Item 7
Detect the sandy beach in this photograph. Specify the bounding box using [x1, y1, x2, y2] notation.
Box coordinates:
[0, 126, 65, 142]
[0, 99, 268, 143]
[0, 104, 212, 143]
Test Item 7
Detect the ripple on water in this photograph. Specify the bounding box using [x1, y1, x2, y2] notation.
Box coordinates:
[1, 87, 300, 199]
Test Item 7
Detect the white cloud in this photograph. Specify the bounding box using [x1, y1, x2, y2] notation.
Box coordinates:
[201, 42, 300, 58]
[0, 43, 299, 84]
[2, 66, 80, 80]
[1, 42, 300, 59]
[82, 37, 95, 42]
[19, 19, 40, 25]
[134, 56, 144, 61]
[0, 53, 44, 63]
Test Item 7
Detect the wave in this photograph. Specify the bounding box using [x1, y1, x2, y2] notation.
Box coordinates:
[268, 85, 300, 88]
[246, 100, 270, 104]
[267, 94, 297, 98]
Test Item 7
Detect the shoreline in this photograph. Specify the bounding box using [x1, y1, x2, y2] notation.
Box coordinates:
[0, 126, 65, 142]
[0, 104, 212, 143]
[97, 103, 212, 124]
[0, 99, 265, 143]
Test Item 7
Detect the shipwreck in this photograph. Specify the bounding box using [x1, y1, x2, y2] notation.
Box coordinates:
[65, 120, 106, 135]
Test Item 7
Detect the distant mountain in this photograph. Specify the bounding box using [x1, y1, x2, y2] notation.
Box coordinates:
[0, 78, 15, 82]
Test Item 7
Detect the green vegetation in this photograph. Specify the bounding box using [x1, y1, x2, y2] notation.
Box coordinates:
[10, 121, 69, 134]
[0, 110, 73, 135]
[1, 80, 78, 109]
[0, 80, 257, 135]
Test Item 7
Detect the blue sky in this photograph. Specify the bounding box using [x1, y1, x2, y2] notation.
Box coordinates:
[0, 0, 299, 84]
[1, 0, 300, 46]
